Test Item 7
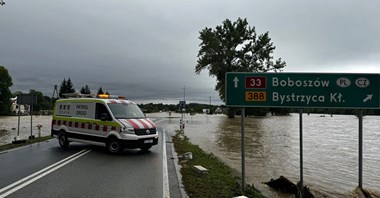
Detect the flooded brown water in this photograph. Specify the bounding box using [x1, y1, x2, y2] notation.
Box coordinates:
[0, 116, 52, 145]
[182, 113, 380, 197]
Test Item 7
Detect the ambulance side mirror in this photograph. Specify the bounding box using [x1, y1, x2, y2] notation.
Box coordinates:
[100, 113, 111, 121]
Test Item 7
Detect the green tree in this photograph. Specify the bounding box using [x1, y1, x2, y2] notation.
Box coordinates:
[41, 96, 51, 111]
[28, 90, 50, 113]
[97, 87, 104, 95]
[59, 78, 67, 98]
[0, 66, 13, 115]
[80, 85, 91, 94]
[59, 78, 75, 98]
[195, 18, 286, 103]
[66, 78, 75, 93]
[29, 90, 41, 113]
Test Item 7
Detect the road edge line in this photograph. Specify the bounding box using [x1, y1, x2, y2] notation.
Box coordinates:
[163, 129, 170, 198]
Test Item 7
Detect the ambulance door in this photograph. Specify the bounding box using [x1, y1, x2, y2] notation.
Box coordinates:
[94, 103, 112, 137]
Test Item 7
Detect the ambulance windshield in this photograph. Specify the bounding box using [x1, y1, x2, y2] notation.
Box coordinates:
[107, 103, 145, 119]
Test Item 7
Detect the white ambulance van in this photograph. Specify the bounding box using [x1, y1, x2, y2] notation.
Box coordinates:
[51, 94, 158, 153]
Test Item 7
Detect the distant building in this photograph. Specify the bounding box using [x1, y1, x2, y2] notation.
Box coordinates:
[10, 97, 30, 115]
[214, 107, 222, 114]
[202, 109, 210, 114]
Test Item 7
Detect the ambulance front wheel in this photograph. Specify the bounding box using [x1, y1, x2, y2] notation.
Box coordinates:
[58, 132, 69, 148]
[107, 138, 123, 153]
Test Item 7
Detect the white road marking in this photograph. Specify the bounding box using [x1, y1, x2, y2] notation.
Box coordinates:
[143, 118, 170, 197]
[0, 148, 91, 198]
[163, 129, 170, 198]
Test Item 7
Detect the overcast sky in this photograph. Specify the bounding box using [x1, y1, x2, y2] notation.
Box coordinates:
[1, 0, 380, 105]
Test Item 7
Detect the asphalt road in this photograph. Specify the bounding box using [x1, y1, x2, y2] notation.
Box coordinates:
[0, 126, 180, 198]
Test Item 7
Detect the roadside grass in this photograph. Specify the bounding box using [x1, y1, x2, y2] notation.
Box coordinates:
[0, 136, 53, 152]
[172, 131, 266, 198]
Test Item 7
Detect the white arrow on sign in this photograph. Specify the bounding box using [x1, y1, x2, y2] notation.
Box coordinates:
[233, 77, 239, 88]
[363, 94, 373, 102]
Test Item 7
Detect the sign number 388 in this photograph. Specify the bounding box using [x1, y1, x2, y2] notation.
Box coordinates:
[245, 91, 267, 102]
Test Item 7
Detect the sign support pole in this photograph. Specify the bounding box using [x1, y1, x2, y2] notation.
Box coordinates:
[17, 95, 21, 137]
[241, 107, 246, 192]
[30, 94, 34, 139]
[358, 110, 363, 189]
[299, 108, 304, 195]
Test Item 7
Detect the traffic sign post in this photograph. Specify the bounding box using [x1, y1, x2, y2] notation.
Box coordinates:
[14, 94, 38, 143]
[226, 72, 380, 109]
[225, 72, 380, 195]
[179, 101, 186, 130]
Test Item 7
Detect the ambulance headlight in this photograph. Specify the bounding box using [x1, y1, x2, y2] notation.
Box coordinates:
[122, 128, 135, 134]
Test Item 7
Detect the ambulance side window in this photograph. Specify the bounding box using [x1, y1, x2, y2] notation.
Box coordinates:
[96, 103, 111, 121]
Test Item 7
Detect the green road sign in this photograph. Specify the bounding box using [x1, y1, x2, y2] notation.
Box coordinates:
[226, 72, 380, 109]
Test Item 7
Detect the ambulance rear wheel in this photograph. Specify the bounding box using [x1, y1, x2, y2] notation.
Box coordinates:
[107, 138, 122, 153]
[58, 132, 69, 148]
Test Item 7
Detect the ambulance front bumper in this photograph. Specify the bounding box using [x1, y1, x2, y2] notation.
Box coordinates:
[121, 136, 159, 149]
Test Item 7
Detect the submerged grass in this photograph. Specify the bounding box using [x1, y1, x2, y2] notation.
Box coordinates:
[0, 136, 53, 152]
[172, 131, 265, 198]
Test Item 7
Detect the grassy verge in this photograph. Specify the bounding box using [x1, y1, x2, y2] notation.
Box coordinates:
[172, 131, 266, 198]
[0, 136, 53, 152]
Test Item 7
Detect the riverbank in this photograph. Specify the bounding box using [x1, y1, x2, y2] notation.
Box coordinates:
[172, 130, 265, 198]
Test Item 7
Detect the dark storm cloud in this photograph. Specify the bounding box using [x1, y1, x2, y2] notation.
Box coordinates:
[251, 1, 380, 71]
[1, 0, 380, 104]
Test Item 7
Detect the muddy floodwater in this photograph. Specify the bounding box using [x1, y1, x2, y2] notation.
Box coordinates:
[1, 113, 379, 197]
[182, 113, 380, 197]
[0, 116, 52, 145]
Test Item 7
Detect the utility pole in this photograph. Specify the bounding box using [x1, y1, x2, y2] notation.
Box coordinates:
[50, 85, 59, 114]
[209, 96, 211, 114]
[183, 86, 186, 102]
[180, 86, 187, 130]
[52, 85, 59, 99]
